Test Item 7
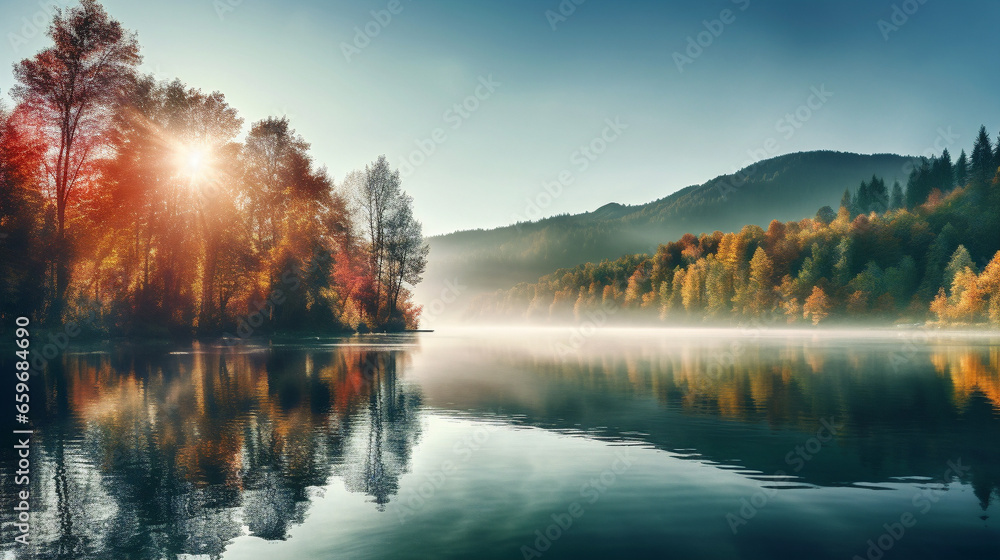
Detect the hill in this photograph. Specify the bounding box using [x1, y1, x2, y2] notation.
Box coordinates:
[463, 131, 1000, 327]
[418, 151, 914, 321]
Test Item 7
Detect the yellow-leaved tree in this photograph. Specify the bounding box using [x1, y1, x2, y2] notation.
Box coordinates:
[803, 286, 831, 326]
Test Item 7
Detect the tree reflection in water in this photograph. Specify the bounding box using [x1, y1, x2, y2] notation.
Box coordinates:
[3, 339, 422, 560]
[2, 332, 1000, 559]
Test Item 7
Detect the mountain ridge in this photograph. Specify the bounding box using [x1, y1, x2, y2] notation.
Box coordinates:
[418, 150, 915, 322]
[429, 150, 913, 241]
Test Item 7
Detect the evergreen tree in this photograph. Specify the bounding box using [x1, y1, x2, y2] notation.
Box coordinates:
[955, 150, 969, 187]
[906, 158, 933, 208]
[853, 180, 867, 214]
[890, 180, 905, 210]
[870, 175, 889, 213]
[971, 125, 994, 189]
[995, 130, 1000, 179]
[905, 167, 919, 209]
[934, 149, 954, 191]
[918, 223, 958, 300]
[840, 188, 853, 214]
[852, 176, 889, 214]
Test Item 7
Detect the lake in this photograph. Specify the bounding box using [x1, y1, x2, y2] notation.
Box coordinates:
[2, 328, 999, 559]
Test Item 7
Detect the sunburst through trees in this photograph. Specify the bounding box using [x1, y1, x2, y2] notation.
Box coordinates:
[0, 1, 428, 335]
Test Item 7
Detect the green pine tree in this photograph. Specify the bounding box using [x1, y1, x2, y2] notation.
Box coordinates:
[890, 180, 905, 210]
[955, 150, 969, 187]
[971, 125, 994, 190]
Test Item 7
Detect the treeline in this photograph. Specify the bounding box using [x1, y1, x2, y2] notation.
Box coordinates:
[427, 152, 911, 302]
[0, 1, 427, 336]
[469, 126, 1000, 326]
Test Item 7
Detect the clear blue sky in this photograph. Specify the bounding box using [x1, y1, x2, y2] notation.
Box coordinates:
[2, 0, 998, 235]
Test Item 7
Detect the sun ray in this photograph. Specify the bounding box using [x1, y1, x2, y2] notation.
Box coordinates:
[173, 140, 214, 183]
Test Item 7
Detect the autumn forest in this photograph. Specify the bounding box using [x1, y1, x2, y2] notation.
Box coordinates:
[0, 0, 428, 337]
[470, 127, 1000, 328]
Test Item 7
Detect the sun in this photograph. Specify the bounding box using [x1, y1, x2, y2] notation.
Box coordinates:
[183, 147, 205, 172]
[174, 142, 213, 181]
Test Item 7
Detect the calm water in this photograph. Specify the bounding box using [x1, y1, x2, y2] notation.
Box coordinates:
[2, 328, 999, 560]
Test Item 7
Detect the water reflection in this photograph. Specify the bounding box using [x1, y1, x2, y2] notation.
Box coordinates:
[1, 330, 999, 559]
[407, 331, 1000, 507]
[3, 340, 421, 559]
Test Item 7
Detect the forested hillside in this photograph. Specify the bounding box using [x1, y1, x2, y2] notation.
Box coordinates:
[467, 128, 1000, 326]
[421, 151, 912, 317]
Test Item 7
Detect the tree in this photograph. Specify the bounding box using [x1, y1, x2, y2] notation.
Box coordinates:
[816, 206, 836, 225]
[777, 275, 801, 323]
[955, 150, 969, 187]
[12, 0, 141, 321]
[704, 257, 731, 316]
[0, 103, 52, 323]
[657, 278, 672, 320]
[833, 237, 853, 287]
[681, 259, 707, 313]
[917, 223, 958, 301]
[971, 125, 994, 190]
[353, 156, 398, 319]
[979, 252, 1000, 324]
[0, 2, 426, 336]
[840, 188, 853, 214]
[933, 149, 954, 191]
[930, 288, 950, 323]
[100, 78, 244, 332]
[932, 263, 986, 325]
[944, 245, 975, 290]
[851, 180, 866, 215]
[797, 243, 829, 290]
[384, 195, 429, 327]
[870, 176, 889, 213]
[995, 130, 1000, 181]
[743, 247, 775, 316]
[950, 268, 985, 323]
[666, 268, 687, 315]
[905, 158, 933, 209]
[889, 181, 905, 211]
[351, 155, 428, 328]
[803, 286, 830, 326]
[242, 116, 314, 255]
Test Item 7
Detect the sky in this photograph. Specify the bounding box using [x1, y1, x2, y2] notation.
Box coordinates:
[1, 0, 999, 236]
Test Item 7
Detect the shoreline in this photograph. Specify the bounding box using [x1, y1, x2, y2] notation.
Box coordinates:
[7, 323, 1000, 347]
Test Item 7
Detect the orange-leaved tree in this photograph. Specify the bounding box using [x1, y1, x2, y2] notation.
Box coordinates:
[12, 0, 140, 322]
